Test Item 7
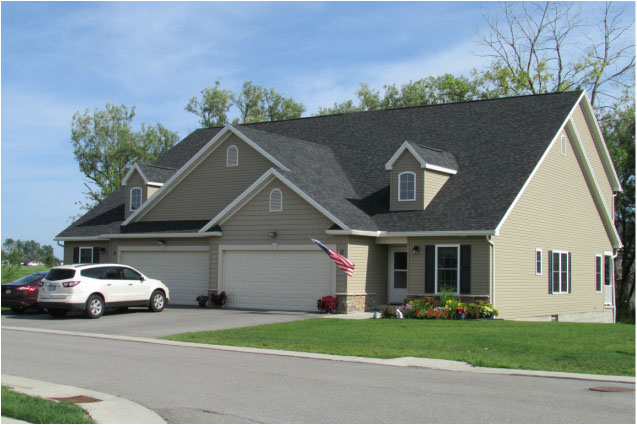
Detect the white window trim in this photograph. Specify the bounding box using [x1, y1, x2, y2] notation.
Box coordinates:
[595, 254, 603, 293]
[226, 145, 239, 167]
[269, 188, 283, 212]
[130, 187, 142, 211]
[434, 244, 460, 295]
[536, 248, 543, 275]
[79, 247, 94, 264]
[551, 250, 570, 294]
[397, 171, 416, 202]
[560, 135, 567, 156]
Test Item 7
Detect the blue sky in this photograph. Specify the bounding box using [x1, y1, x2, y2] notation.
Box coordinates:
[1, 1, 634, 258]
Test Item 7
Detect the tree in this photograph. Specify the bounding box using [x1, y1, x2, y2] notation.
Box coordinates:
[185, 79, 231, 128]
[2, 238, 59, 267]
[71, 103, 179, 205]
[186, 80, 305, 126]
[474, 1, 635, 109]
[601, 102, 635, 319]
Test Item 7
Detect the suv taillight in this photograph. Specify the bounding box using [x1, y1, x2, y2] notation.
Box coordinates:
[15, 286, 37, 292]
[62, 281, 81, 288]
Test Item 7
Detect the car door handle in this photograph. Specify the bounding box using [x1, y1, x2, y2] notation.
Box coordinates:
[128, 283, 133, 286]
[106, 284, 112, 286]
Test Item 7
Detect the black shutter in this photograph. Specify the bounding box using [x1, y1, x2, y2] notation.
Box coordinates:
[73, 247, 79, 263]
[568, 252, 572, 293]
[460, 245, 471, 294]
[425, 245, 435, 293]
[93, 247, 101, 264]
[548, 250, 553, 294]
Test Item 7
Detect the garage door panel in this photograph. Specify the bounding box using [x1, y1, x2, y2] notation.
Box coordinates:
[121, 250, 209, 306]
[222, 250, 333, 311]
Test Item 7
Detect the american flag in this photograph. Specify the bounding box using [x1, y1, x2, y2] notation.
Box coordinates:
[312, 239, 355, 277]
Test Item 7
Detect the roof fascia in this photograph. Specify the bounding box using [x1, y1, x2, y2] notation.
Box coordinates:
[200, 168, 352, 233]
[385, 141, 457, 174]
[494, 92, 584, 236]
[106, 232, 221, 238]
[121, 164, 148, 186]
[147, 182, 164, 187]
[565, 120, 623, 249]
[580, 93, 622, 192]
[385, 141, 427, 170]
[325, 230, 495, 237]
[53, 236, 110, 241]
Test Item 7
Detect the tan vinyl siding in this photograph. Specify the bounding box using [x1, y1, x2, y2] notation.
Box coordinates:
[347, 236, 388, 303]
[142, 134, 272, 221]
[494, 128, 611, 319]
[390, 151, 424, 211]
[124, 172, 147, 220]
[211, 180, 346, 292]
[571, 104, 614, 216]
[424, 170, 450, 209]
[407, 237, 491, 297]
[63, 241, 111, 264]
[147, 185, 160, 199]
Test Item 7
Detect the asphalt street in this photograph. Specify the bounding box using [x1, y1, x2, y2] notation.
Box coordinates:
[2, 328, 634, 424]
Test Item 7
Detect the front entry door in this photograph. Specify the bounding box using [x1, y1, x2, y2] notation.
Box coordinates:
[389, 247, 408, 304]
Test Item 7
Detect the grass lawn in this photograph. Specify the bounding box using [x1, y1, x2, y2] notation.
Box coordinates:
[2, 264, 50, 283]
[1, 386, 94, 424]
[163, 319, 635, 376]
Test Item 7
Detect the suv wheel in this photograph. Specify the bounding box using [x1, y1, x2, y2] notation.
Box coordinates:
[85, 295, 104, 319]
[149, 290, 165, 312]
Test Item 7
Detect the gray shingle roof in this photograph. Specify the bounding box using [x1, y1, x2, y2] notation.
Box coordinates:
[58, 91, 582, 238]
[138, 163, 176, 184]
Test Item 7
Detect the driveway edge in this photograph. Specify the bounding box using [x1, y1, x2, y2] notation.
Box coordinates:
[1, 374, 166, 424]
[4, 326, 634, 384]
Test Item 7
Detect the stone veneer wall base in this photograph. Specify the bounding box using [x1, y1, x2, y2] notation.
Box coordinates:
[336, 293, 376, 314]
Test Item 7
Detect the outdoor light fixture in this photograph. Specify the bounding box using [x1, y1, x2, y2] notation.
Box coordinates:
[157, 239, 166, 246]
[268, 231, 277, 238]
[411, 246, 420, 255]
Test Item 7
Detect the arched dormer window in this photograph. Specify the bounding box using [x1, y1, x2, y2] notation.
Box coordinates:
[398, 172, 416, 201]
[269, 188, 283, 212]
[226, 145, 239, 167]
[130, 187, 142, 211]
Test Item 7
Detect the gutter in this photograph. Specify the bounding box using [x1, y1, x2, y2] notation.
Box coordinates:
[486, 235, 496, 307]
[325, 229, 496, 237]
[54, 232, 222, 242]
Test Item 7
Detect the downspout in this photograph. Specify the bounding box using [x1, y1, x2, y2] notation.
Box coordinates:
[612, 250, 619, 323]
[486, 235, 495, 307]
[56, 241, 64, 264]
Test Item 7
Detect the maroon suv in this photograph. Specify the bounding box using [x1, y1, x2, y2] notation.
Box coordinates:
[2, 271, 47, 313]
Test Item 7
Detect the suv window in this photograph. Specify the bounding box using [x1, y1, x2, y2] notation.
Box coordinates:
[45, 269, 76, 281]
[81, 267, 107, 279]
[121, 268, 143, 280]
[103, 267, 122, 280]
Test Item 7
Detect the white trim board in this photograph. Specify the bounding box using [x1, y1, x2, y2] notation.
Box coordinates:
[122, 125, 290, 226]
[384, 141, 457, 175]
[200, 168, 351, 232]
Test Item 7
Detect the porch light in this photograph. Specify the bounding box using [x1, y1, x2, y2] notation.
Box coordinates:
[411, 246, 420, 255]
[157, 239, 166, 246]
[268, 231, 277, 238]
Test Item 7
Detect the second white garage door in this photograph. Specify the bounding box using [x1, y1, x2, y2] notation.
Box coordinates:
[120, 249, 209, 306]
[221, 250, 334, 311]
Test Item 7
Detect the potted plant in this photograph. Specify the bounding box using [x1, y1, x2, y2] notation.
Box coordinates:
[317, 295, 338, 313]
[456, 306, 466, 320]
[196, 295, 208, 308]
[210, 291, 227, 308]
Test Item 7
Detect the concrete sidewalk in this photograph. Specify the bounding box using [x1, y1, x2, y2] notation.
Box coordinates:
[1, 375, 166, 424]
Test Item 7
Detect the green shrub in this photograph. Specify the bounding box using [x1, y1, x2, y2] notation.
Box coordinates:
[381, 307, 397, 319]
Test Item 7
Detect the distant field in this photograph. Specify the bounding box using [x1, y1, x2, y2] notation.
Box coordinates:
[2, 265, 50, 283]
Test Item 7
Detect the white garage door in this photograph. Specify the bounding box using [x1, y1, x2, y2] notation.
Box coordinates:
[121, 250, 209, 306]
[222, 250, 334, 311]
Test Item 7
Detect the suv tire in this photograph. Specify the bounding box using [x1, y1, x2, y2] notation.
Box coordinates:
[85, 294, 104, 319]
[149, 290, 165, 312]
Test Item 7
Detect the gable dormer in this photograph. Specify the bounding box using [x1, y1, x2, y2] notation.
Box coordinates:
[385, 141, 457, 211]
[121, 163, 175, 219]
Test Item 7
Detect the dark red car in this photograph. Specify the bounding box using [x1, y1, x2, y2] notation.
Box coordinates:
[2, 271, 47, 313]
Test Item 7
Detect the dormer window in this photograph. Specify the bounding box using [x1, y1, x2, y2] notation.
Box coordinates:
[226, 145, 239, 167]
[130, 187, 142, 211]
[269, 188, 283, 212]
[398, 172, 416, 201]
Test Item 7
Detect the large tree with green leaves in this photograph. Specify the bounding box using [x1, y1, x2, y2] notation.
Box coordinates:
[185, 79, 232, 128]
[2, 238, 59, 267]
[71, 103, 179, 206]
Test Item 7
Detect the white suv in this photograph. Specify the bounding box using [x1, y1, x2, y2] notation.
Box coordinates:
[38, 264, 170, 319]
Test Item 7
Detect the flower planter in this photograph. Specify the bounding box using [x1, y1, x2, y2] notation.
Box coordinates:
[457, 313, 466, 320]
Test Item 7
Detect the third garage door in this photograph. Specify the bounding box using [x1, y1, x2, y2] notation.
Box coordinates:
[221, 250, 334, 311]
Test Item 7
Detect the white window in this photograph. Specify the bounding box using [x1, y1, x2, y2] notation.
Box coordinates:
[226, 145, 239, 167]
[398, 172, 416, 201]
[435, 244, 460, 294]
[269, 188, 283, 212]
[130, 187, 142, 211]
[595, 255, 602, 292]
[550, 250, 570, 294]
[560, 135, 567, 156]
[536, 249, 542, 275]
[79, 247, 93, 264]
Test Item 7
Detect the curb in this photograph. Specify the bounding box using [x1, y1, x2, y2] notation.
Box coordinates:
[4, 326, 635, 384]
[1, 375, 166, 424]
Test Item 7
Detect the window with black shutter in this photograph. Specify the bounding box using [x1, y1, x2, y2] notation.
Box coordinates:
[595, 255, 602, 292]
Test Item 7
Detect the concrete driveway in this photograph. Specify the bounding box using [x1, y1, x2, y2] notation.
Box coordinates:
[0, 306, 316, 338]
